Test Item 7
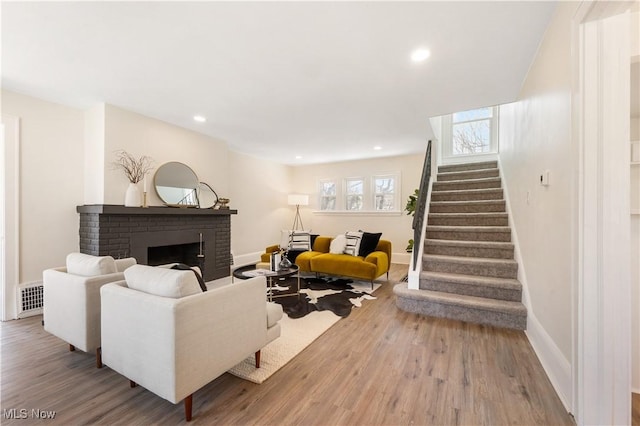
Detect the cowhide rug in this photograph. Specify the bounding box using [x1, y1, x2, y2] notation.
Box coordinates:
[270, 276, 378, 319]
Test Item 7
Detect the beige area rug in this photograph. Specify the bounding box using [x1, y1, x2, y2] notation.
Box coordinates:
[227, 280, 381, 384]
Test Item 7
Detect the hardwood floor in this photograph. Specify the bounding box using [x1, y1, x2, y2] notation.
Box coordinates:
[1, 264, 574, 425]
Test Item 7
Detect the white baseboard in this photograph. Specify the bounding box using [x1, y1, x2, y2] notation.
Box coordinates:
[498, 157, 572, 413]
[525, 312, 573, 411]
[393, 252, 411, 265]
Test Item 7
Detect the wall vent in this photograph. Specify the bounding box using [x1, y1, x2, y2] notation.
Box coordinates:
[18, 281, 44, 318]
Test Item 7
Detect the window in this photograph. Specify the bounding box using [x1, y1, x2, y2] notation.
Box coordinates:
[345, 178, 364, 211]
[316, 173, 401, 214]
[319, 180, 336, 211]
[442, 106, 498, 158]
[374, 175, 396, 211]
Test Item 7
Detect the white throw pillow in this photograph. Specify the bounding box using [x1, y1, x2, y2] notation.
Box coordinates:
[66, 253, 117, 277]
[330, 234, 347, 254]
[344, 231, 364, 256]
[280, 230, 293, 249]
[124, 265, 202, 298]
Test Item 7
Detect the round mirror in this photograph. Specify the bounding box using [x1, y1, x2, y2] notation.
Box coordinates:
[154, 162, 199, 207]
[198, 182, 219, 209]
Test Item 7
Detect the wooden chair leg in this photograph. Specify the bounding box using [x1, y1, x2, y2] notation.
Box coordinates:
[130, 380, 137, 388]
[96, 347, 102, 369]
[184, 394, 193, 422]
[69, 344, 76, 352]
[255, 350, 261, 368]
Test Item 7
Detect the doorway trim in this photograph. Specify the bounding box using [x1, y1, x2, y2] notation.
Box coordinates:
[1, 114, 20, 321]
[572, 2, 632, 424]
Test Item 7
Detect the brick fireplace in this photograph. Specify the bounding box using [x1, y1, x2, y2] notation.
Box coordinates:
[76, 205, 237, 281]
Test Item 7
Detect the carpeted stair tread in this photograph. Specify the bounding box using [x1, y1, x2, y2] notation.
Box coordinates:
[424, 238, 515, 259]
[393, 283, 527, 330]
[427, 212, 509, 226]
[432, 177, 502, 191]
[430, 187, 504, 202]
[438, 161, 498, 174]
[436, 168, 499, 182]
[426, 225, 511, 233]
[419, 270, 521, 291]
[424, 238, 514, 250]
[423, 254, 518, 279]
[430, 199, 506, 213]
[423, 254, 518, 268]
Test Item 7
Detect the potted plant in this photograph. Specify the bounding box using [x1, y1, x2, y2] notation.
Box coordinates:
[404, 189, 419, 252]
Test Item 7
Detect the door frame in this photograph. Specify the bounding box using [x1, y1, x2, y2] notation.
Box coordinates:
[572, 2, 632, 424]
[1, 114, 20, 321]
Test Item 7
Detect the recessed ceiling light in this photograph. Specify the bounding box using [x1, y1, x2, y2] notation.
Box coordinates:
[373, 146, 382, 151]
[411, 48, 431, 62]
[295, 155, 303, 160]
[193, 115, 206, 123]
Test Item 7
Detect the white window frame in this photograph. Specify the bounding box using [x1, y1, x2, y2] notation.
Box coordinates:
[372, 173, 400, 212]
[441, 106, 499, 159]
[314, 172, 402, 216]
[344, 177, 365, 211]
[318, 178, 338, 211]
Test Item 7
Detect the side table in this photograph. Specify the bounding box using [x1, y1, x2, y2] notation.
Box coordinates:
[232, 264, 300, 301]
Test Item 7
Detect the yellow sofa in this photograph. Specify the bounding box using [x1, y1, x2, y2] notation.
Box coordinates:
[261, 236, 391, 284]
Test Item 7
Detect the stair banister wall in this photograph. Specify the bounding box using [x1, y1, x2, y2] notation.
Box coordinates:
[408, 140, 436, 289]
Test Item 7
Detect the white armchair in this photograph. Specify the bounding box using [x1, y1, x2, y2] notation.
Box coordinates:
[100, 266, 283, 421]
[43, 253, 137, 368]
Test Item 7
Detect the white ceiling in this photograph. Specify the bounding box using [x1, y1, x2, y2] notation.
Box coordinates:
[1, 1, 556, 165]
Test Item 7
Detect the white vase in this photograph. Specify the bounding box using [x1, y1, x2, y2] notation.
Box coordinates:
[124, 182, 141, 207]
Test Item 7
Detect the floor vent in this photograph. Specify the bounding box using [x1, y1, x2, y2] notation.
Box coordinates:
[18, 282, 44, 318]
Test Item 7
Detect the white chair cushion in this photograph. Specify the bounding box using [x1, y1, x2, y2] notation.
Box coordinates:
[66, 253, 117, 276]
[115, 257, 137, 272]
[266, 302, 283, 328]
[124, 265, 202, 298]
[329, 234, 347, 254]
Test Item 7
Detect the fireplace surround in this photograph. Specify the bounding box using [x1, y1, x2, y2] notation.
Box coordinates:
[77, 205, 237, 281]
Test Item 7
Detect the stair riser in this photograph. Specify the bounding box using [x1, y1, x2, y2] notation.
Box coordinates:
[424, 259, 518, 279]
[437, 169, 499, 182]
[424, 244, 514, 259]
[430, 202, 506, 213]
[419, 279, 522, 301]
[433, 180, 501, 191]
[431, 190, 503, 202]
[427, 216, 508, 226]
[426, 229, 511, 242]
[395, 296, 526, 330]
[438, 161, 498, 174]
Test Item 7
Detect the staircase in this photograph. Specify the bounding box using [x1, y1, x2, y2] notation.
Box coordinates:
[395, 161, 527, 330]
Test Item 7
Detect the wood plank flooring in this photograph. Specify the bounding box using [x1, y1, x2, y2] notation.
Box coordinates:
[1, 264, 576, 425]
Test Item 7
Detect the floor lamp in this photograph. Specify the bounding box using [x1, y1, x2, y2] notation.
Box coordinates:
[288, 194, 309, 231]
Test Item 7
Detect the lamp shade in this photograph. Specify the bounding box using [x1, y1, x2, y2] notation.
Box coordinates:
[288, 194, 309, 206]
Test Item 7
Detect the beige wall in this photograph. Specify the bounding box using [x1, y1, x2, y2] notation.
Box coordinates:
[291, 153, 424, 262]
[1, 90, 85, 283]
[228, 151, 292, 259]
[498, 2, 578, 363]
[102, 105, 230, 206]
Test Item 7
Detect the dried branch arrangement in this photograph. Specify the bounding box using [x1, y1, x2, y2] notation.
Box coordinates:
[112, 150, 154, 184]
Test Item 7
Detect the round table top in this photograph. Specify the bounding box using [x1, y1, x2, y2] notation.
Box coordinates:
[232, 263, 299, 280]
